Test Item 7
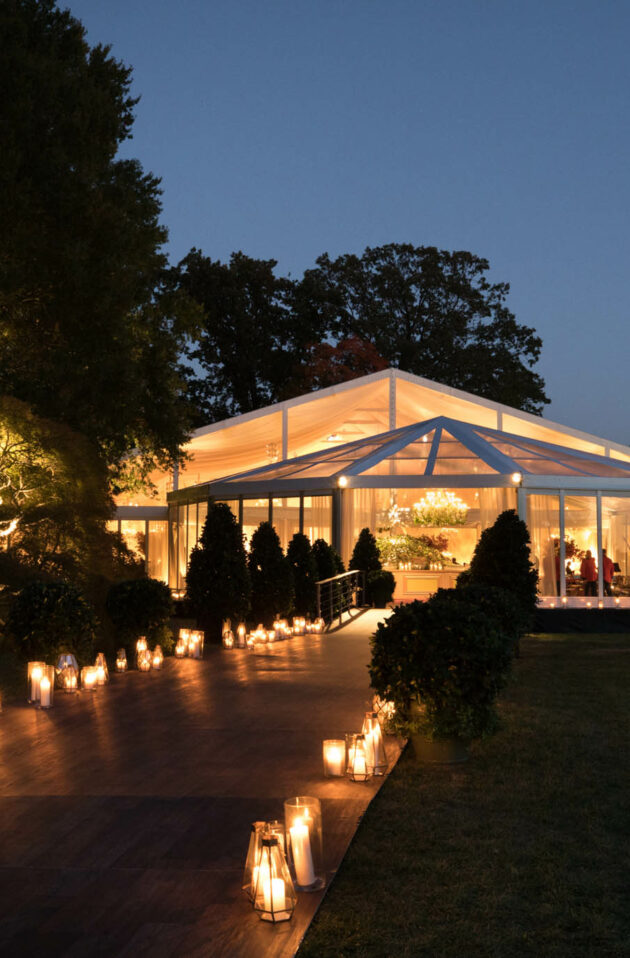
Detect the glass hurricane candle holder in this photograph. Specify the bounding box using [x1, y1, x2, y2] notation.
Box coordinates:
[178, 628, 190, 652]
[136, 636, 148, 654]
[346, 733, 371, 782]
[188, 630, 204, 659]
[252, 835, 296, 923]
[81, 666, 98, 690]
[242, 821, 267, 901]
[152, 645, 164, 669]
[322, 739, 346, 777]
[174, 638, 186, 657]
[361, 712, 388, 776]
[115, 649, 128, 672]
[222, 630, 234, 649]
[292, 616, 306, 636]
[94, 653, 109, 685]
[284, 796, 325, 891]
[27, 661, 46, 704]
[236, 622, 247, 647]
[138, 649, 152, 672]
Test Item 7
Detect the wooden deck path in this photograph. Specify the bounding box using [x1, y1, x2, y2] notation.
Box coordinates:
[0, 611, 398, 958]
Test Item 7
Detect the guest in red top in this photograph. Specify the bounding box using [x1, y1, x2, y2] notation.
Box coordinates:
[602, 549, 615, 596]
[580, 550, 597, 596]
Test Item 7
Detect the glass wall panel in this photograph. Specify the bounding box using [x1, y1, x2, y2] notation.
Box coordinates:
[601, 496, 630, 596]
[272, 497, 300, 551]
[187, 503, 198, 568]
[526, 495, 560, 596]
[178, 503, 187, 588]
[564, 496, 597, 596]
[148, 521, 168, 583]
[342, 487, 486, 570]
[303, 496, 332, 546]
[198, 500, 208, 537]
[120, 520, 146, 560]
[168, 504, 178, 588]
[242, 499, 269, 549]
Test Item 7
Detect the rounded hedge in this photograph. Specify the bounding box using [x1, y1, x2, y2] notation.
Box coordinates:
[106, 577, 173, 651]
[6, 580, 97, 664]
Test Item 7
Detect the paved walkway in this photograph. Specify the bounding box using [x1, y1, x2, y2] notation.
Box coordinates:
[0, 610, 398, 958]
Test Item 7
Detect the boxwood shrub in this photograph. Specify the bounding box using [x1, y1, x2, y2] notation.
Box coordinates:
[6, 580, 97, 664]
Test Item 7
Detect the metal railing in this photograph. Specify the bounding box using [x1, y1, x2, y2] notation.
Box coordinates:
[316, 570, 366, 628]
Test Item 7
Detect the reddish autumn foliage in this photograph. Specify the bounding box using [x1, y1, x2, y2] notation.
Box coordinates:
[283, 336, 388, 396]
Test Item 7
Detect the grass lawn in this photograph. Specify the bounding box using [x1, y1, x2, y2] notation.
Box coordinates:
[299, 634, 630, 958]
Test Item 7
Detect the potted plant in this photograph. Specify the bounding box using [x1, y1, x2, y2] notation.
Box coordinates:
[369, 588, 516, 762]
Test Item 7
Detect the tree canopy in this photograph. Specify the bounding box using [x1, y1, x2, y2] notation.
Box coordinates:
[179, 243, 548, 421]
[0, 0, 192, 491]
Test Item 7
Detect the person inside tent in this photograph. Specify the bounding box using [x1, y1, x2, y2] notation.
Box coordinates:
[602, 549, 615, 597]
[580, 550, 597, 597]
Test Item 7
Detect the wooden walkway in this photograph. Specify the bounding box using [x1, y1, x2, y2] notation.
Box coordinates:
[0, 611, 398, 958]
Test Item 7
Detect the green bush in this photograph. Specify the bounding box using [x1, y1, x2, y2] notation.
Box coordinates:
[287, 533, 318, 616]
[249, 522, 294, 624]
[459, 509, 538, 630]
[456, 583, 525, 652]
[6, 580, 97, 664]
[186, 502, 251, 642]
[367, 570, 396, 607]
[369, 588, 514, 743]
[106, 577, 173, 653]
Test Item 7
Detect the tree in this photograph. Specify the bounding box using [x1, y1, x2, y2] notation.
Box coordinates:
[287, 533, 318, 616]
[248, 522, 294, 624]
[350, 528, 382, 573]
[312, 539, 345, 580]
[0, 0, 192, 491]
[174, 249, 299, 424]
[458, 509, 538, 633]
[295, 244, 549, 414]
[279, 336, 388, 399]
[186, 503, 251, 641]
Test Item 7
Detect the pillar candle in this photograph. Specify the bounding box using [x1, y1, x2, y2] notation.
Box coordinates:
[323, 741, 345, 776]
[30, 667, 42, 703]
[289, 819, 315, 886]
[39, 675, 51, 708]
[263, 876, 286, 914]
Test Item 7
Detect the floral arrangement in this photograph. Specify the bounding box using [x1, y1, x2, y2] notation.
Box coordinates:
[376, 533, 451, 569]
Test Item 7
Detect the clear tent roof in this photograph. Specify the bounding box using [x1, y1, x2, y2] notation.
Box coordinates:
[205, 416, 630, 491]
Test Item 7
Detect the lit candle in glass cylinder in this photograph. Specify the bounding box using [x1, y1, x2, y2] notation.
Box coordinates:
[60, 665, 78, 692]
[236, 622, 247, 647]
[222, 630, 235, 649]
[28, 662, 46, 704]
[361, 712, 387, 775]
[81, 666, 97, 690]
[313, 617, 325, 633]
[178, 628, 190, 653]
[188, 630, 204, 659]
[39, 674, 52, 708]
[136, 636, 148, 654]
[284, 796, 325, 890]
[152, 645, 164, 669]
[174, 638, 186, 657]
[115, 649, 128, 672]
[322, 739, 346, 777]
[94, 653, 109, 685]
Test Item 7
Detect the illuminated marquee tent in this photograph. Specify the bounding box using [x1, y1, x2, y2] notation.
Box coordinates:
[113, 368, 630, 603]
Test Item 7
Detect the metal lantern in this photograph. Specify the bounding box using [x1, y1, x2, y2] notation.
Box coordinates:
[346, 733, 371, 782]
[284, 796, 325, 891]
[81, 666, 98, 690]
[222, 630, 235, 649]
[322, 739, 346, 777]
[362, 712, 388, 776]
[252, 835, 296, 923]
[138, 649, 152, 672]
[27, 661, 46, 704]
[152, 645, 164, 670]
[267, 820, 286, 856]
[115, 649, 128, 672]
[236, 622, 247, 648]
[242, 821, 268, 901]
[58, 664, 78, 693]
[94, 653, 109, 686]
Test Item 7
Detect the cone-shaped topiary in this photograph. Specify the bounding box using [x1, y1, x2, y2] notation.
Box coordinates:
[458, 509, 538, 631]
[287, 533, 318, 616]
[248, 521, 294, 624]
[312, 538, 339, 581]
[350, 527, 382, 573]
[186, 502, 251, 642]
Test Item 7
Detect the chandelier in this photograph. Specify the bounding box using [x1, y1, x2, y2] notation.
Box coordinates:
[412, 490, 469, 527]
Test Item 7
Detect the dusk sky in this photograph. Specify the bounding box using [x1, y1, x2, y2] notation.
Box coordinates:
[68, 0, 630, 444]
